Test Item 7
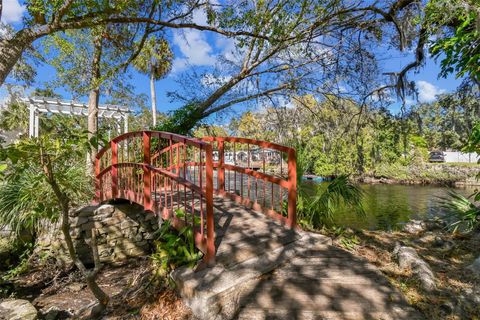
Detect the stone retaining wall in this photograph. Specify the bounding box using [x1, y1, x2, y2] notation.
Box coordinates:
[36, 203, 161, 265]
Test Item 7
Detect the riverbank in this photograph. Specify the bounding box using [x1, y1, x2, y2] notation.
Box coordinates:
[359, 162, 480, 186]
[324, 225, 480, 319]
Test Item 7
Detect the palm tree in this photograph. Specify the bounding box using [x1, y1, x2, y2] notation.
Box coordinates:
[133, 36, 173, 126]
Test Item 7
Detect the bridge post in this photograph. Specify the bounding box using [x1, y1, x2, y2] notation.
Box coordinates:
[204, 144, 216, 265]
[94, 157, 101, 203]
[287, 148, 297, 228]
[218, 139, 225, 194]
[111, 140, 118, 199]
[143, 131, 153, 211]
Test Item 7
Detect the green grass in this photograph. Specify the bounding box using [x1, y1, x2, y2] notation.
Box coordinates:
[370, 162, 479, 183]
[433, 162, 480, 167]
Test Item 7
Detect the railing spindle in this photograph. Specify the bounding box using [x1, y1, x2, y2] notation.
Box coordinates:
[111, 140, 118, 199]
[218, 140, 225, 193]
[143, 132, 152, 211]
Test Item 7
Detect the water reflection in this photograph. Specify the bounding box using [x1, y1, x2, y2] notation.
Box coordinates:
[303, 182, 477, 231]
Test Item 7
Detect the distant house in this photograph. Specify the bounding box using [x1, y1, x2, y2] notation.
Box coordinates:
[223, 148, 281, 165]
[430, 150, 479, 163]
[443, 151, 479, 163]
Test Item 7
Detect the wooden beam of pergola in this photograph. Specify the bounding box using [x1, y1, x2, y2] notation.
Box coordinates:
[22, 97, 131, 137]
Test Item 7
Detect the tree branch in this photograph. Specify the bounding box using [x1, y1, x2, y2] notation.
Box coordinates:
[202, 84, 290, 117]
[57, 17, 270, 41]
[52, 0, 76, 27]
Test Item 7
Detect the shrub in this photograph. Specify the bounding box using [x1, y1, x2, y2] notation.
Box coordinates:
[439, 191, 480, 232]
[151, 217, 201, 273]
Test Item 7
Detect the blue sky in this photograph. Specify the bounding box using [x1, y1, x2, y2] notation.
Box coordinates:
[1, 0, 465, 117]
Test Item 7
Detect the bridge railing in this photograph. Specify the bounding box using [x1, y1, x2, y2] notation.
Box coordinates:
[201, 137, 297, 228]
[95, 131, 215, 264]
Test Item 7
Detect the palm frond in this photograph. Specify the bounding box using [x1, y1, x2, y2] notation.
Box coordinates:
[0, 162, 91, 235]
[0, 168, 56, 234]
[299, 175, 364, 228]
[438, 190, 480, 232]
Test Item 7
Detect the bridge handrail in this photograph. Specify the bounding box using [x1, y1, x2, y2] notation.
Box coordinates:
[201, 136, 297, 228]
[95, 130, 215, 265]
[97, 130, 210, 160]
[94, 131, 297, 267]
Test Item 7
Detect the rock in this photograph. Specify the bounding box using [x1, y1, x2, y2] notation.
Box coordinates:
[66, 282, 86, 292]
[403, 220, 426, 234]
[91, 212, 112, 221]
[458, 287, 480, 317]
[94, 204, 115, 215]
[432, 236, 444, 246]
[134, 233, 143, 242]
[36, 203, 157, 266]
[432, 236, 455, 252]
[403, 218, 447, 234]
[393, 243, 436, 292]
[0, 299, 38, 320]
[101, 217, 122, 225]
[69, 205, 92, 217]
[424, 218, 447, 231]
[466, 256, 480, 276]
[70, 216, 89, 226]
[99, 247, 114, 258]
[76, 209, 95, 218]
[144, 232, 156, 240]
[39, 306, 75, 320]
[43, 309, 59, 320]
[438, 301, 454, 317]
[120, 220, 139, 230]
[144, 213, 157, 221]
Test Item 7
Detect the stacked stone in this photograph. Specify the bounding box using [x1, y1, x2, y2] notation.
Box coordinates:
[36, 203, 160, 265]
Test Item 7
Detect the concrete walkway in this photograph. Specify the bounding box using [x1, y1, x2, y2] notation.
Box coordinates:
[172, 197, 423, 320]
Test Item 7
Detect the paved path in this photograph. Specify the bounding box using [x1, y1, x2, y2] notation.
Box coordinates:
[174, 197, 423, 320]
[235, 244, 422, 319]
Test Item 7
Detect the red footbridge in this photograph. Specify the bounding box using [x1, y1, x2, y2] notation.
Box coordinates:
[95, 131, 297, 265]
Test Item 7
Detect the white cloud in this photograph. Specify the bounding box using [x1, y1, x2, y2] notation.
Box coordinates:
[191, 8, 208, 25]
[215, 36, 241, 63]
[172, 29, 216, 73]
[170, 5, 225, 73]
[1, 0, 25, 23]
[417, 80, 445, 103]
[171, 58, 189, 73]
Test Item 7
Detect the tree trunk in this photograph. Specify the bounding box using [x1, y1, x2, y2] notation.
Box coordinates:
[0, 30, 38, 85]
[41, 153, 109, 318]
[150, 69, 157, 127]
[87, 36, 103, 176]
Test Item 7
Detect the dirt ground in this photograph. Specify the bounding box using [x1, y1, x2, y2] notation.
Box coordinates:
[328, 227, 480, 320]
[2, 258, 191, 319]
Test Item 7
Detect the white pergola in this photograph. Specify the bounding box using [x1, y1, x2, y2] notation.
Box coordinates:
[22, 97, 131, 137]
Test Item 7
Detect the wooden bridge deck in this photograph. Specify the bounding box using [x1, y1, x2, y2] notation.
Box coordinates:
[212, 196, 299, 268]
[174, 196, 423, 320]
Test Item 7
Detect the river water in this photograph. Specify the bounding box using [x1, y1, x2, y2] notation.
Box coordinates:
[303, 182, 478, 231]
